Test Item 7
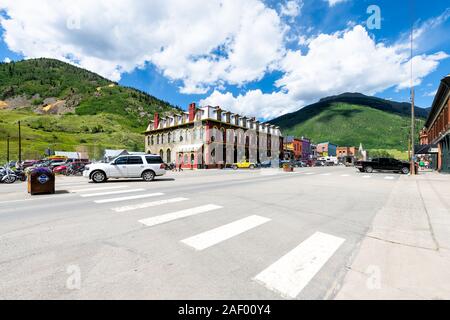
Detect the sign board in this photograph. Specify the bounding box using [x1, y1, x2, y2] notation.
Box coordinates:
[429, 148, 438, 153]
[38, 174, 50, 184]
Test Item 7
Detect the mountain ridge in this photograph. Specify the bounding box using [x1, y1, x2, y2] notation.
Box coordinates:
[268, 93, 426, 151]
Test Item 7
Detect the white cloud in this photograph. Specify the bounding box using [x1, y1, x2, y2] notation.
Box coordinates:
[0, 0, 285, 93]
[3, 57, 11, 63]
[201, 89, 299, 120]
[326, 0, 348, 7]
[280, 0, 303, 19]
[202, 25, 448, 119]
[424, 90, 437, 97]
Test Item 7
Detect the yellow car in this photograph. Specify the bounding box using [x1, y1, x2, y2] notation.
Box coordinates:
[232, 160, 256, 169]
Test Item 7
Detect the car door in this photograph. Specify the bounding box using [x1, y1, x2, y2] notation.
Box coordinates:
[127, 156, 144, 177]
[109, 156, 128, 177]
[376, 158, 388, 170]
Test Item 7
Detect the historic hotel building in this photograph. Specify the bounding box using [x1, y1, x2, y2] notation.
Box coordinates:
[144, 103, 283, 169]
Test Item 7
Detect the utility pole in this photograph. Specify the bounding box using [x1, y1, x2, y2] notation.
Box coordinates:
[18, 120, 22, 163]
[410, 1, 415, 175]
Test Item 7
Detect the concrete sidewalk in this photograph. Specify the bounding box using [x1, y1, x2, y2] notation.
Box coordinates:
[335, 172, 450, 299]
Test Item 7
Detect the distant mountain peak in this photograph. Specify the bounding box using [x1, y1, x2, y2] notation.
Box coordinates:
[319, 92, 369, 102]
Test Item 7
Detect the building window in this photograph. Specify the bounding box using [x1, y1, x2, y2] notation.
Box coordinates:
[157, 135, 160, 144]
[160, 149, 164, 159]
[168, 132, 171, 143]
[167, 149, 171, 163]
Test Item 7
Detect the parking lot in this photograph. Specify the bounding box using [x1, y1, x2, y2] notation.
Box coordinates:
[0, 166, 449, 299]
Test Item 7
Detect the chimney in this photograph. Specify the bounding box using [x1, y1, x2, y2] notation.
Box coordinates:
[154, 112, 159, 129]
[189, 103, 196, 122]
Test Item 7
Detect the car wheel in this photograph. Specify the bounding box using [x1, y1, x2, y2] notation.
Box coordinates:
[91, 170, 107, 183]
[358, 168, 364, 172]
[401, 167, 410, 174]
[365, 166, 373, 173]
[142, 170, 155, 182]
[249, 164, 255, 169]
[232, 165, 238, 170]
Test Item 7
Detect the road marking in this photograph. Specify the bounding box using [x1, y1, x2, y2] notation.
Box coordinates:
[340, 174, 350, 177]
[94, 193, 164, 203]
[320, 173, 331, 176]
[80, 188, 145, 198]
[304, 172, 315, 175]
[181, 215, 271, 251]
[70, 185, 128, 193]
[384, 176, 395, 180]
[114, 197, 188, 212]
[253, 231, 345, 299]
[362, 175, 371, 179]
[138, 204, 222, 226]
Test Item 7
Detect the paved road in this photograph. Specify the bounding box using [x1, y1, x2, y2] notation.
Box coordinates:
[0, 166, 403, 299]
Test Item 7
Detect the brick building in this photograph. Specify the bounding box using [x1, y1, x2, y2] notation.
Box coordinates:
[144, 103, 283, 169]
[316, 142, 338, 157]
[421, 76, 450, 173]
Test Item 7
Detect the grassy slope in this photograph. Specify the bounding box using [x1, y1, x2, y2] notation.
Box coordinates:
[0, 109, 147, 161]
[281, 102, 424, 151]
[0, 58, 180, 162]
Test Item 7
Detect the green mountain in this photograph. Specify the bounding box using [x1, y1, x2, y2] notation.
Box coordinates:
[0, 58, 180, 162]
[269, 93, 427, 154]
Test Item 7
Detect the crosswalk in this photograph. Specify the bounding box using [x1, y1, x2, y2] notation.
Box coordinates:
[67, 184, 348, 299]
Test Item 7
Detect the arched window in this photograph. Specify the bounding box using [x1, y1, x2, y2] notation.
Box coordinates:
[167, 149, 171, 163]
[160, 149, 164, 159]
[157, 135, 160, 144]
[168, 132, 171, 143]
[150, 135, 154, 145]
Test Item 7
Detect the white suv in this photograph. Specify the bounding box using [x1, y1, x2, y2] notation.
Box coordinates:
[83, 155, 166, 183]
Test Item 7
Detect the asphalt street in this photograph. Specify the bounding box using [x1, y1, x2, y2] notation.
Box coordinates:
[0, 166, 403, 299]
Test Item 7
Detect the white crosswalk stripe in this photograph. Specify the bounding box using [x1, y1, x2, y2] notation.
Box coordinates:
[70, 185, 128, 193]
[340, 174, 350, 177]
[94, 193, 164, 204]
[113, 197, 188, 212]
[384, 176, 395, 180]
[80, 188, 145, 198]
[181, 215, 271, 251]
[320, 173, 331, 176]
[138, 204, 222, 227]
[362, 175, 371, 179]
[304, 172, 315, 175]
[253, 232, 345, 299]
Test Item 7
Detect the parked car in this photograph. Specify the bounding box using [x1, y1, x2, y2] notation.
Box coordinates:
[20, 160, 39, 169]
[232, 160, 257, 169]
[259, 160, 272, 168]
[355, 157, 414, 174]
[53, 165, 68, 174]
[293, 160, 307, 167]
[314, 160, 326, 166]
[83, 154, 166, 183]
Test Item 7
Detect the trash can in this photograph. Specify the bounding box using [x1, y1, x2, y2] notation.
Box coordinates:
[27, 167, 55, 195]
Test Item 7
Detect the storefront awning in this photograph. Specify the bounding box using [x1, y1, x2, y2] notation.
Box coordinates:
[415, 144, 438, 154]
[176, 143, 204, 153]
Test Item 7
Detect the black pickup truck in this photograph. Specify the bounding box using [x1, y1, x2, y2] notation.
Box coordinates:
[355, 157, 414, 174]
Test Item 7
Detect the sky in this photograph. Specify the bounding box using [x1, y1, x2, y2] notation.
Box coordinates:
[1, 0, 450, 120]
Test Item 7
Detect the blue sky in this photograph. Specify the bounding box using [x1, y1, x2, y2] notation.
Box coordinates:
[1, 0, 450, 119]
